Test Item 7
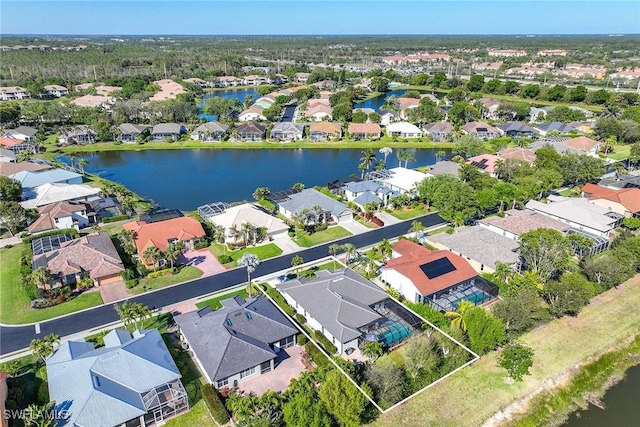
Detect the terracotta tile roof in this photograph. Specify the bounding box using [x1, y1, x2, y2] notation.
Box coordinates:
[467, 154, 500, 174]
[499, 147, 537, 163]
[0, 137, 23, 148]
[28, 201, 90, 233]
[397, 97, 420, 110]
[305, 104, 333, 116]
[479, 210, 569, 235]
[462, 121, 498, 134]
[309, 122, 342, 134]
[0, 161, 49, 177]
[384, 240, 478, 296]
[348, 123, 381, 134]
[124, 217, 206, 254]
[582, 183, 640, 213]
[562, 136, 599, 151]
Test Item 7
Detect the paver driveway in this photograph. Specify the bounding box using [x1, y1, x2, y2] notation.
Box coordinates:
[179, 249, 226, 276]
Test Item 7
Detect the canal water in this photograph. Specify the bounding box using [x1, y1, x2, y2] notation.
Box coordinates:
[67, 148, 445, 210]
[198, 87, 260, 121]
[562, 363, 640, 427]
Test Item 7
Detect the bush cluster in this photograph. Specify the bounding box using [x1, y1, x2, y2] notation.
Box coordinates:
[201, 384, 230, 424]
[102, 214, 129, 223]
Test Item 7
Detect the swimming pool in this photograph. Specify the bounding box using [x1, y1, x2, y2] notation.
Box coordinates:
[452, 290, 490, 310]
[377, 320, 413, 347]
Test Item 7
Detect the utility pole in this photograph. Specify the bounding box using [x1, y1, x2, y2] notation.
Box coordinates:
[163, 63, 167, 79]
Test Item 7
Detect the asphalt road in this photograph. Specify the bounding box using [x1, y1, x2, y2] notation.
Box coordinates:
[0, 213, 445, 355]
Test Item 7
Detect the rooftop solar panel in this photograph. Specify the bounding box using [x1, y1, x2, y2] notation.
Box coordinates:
[420, 257, 456, 279]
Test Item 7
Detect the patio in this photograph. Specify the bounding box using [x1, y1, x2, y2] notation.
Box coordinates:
[237, 346, 307, 396]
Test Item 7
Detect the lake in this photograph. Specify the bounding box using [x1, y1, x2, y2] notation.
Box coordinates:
[198, 87, 260, 121]
[562, 363, 640, 426]
[65, 148, 445, 211]
[354, 89, 443, 112]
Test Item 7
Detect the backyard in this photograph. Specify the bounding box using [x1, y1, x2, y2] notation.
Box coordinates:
[295, 225, 352, 247]
[373, 273, 640, 427]
[0, 244, 104, 325]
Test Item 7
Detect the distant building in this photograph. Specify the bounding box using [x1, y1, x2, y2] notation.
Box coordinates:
[487, 49, 527, 57]
[43, 84, 69, 98]
[58, 126, 96, 145]
[150, 123, 186, 142]
[0, 86, 29, 100]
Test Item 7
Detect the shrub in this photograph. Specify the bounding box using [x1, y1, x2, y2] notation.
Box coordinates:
[217, 255, 232, 264]
[313, 330, 337, 355]
[297, 334, 308, 345]
[120, 268, 137, 280]
[136, 263, 150, 277]
[295, 313, 306, 324]
[194, 240, 210, 250]
[257, 199, 277, 214]
[23, 283, 38, 300]
[265, 285, 295, 316]
[125, 279, 139, 289]
[103, 214, 129, 223]
[37, 381, 50, 404]
[201, 384, 230, 424]
[146, 268, 172, 279]
[305, 342, 332, 368]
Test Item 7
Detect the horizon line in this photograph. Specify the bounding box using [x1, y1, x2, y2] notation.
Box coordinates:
[2, 33, 639, 37]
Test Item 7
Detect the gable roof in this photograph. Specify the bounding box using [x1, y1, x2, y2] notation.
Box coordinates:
[343, 180, 382, 194]
[353, 191, 382, 206]
[20, 183, 101, 209]
[386, 122, 422, 134]
[123, 217, 206, 253]
[348, 123, 381, 134]
[271, 122, 304, 134]
[497, 122, 537, 133]
[276, 268, 388, 343]
[28, 201, 90, 233]
[5, 126, 37, 137]
[562, 136, 599, 151]
[193, 122, 229, 133]
[10, 169, 82, 189]
[582, 183, 640, 214]
[151, 123, 185, 135]
[47, 329, 181, 427]
[174, 296, 297, 381]
[0, 137, 24, 148]
[279, 188, 351, 218]
[309, 122, 342, 134]
[423, 121, 455, 133]
[383, 240, 478, 296]
[236, 122, 266, 134]
[118, 123, 150, 134]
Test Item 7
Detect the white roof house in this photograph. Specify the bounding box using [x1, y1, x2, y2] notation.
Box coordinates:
[386, 122, 423, 138]
[21, 183, 101, 209]
[208, 203, 289, 242]
[378, 167, 428, 194]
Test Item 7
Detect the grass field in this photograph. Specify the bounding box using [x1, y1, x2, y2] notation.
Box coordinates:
[0, 245, 104, 324]
[196, 289, 248, 310]
[389, 205, 429, 220]
[607, 144, 631, 161]
[295, 226, 352, 247]
[209, 242, 283, 264]
[372, 274, 640, 427]
[134, 266, 203, 294]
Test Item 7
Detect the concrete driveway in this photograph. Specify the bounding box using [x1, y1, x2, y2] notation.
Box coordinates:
[340, 219, 370, 234]
[376, 211, 402, 225]
[179, 249, 226, 276]
[238, 346, 307, 395]
[274, 236, 303, 255]
[99, 280, 130, 304]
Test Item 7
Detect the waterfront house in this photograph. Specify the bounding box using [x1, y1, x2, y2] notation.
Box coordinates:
[278, 188, 353, 224]
[124, 216, 206, 265]
[33, 232, 124, 288]
[150, 123, 186, 142]
[386, 122, 423, 139]
[206, 203, 289, 243]
[461, 121, 499, 139]
[216, 76, 243, 87]
[295, 72, 310, 83]
[0, 86, 29, 100]
[184, 77, 209, 88]
[305, 104, 333, 121]
[235, 122, 266, 141]
[3, 126, 38, 142]
[581, 183, 640, 218]
[27, 200, 96, 234]
[43, 84, 69, 98]
[379, 110, 400, 126]
[342, 180, 397, 208]
[58, 126, 96, 145]
[270, 122, 304, 141]
[243, 75, 270, 85]
[190, 122, 229, 142]
[47, 328, 189, 427]
[348, 123, 381, 140]
[425, 161, 462, 177]
[0, 161, 49, 177]
[239, 107, 267, 122]
[533, 122, 578, 136]
[11, 169, 83, 194]
[496, 122, 538, 138]
[118, 123, 151, 143]
[374, 167, 428, 194]
[0, 136, 37, 155]
[381, 240, 498, 312]
[0, 148, 16, 163]
[309, 122, 342, 141]
[423, 121, 455, 141]
[174, 296, 298, 389]
[20, 183, 102, 209]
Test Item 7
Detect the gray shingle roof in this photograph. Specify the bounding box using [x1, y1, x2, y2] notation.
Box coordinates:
[174, 296, 297, 381]
[6, 126, 37, 137]
[151, 123, 186, 135]
[276, 268, 388, 343]
[427, 161, 461, 177]
[47, 329, 181, 427]
[533, 122, 577, 133]
[118, 123, 150, 134]
[497, 122, 537, 133]
[279, 188, 351, 218]
[193, 122, 229, 133]
[343, 180, 382, 194]
[236, 122, 266, 134]
[353, 191, 382, 206]
[270, 122, 304, 134]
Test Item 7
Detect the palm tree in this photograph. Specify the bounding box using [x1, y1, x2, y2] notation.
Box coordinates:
[241, 222, 254, 247]
[291, 213, 303, 240]
[77, 157, 88, 175]
[291, 255, 304, 274]
[31, 267, 52, 289]
[143, 246, 162, 271]
[229, 224, 239, 247]
[164, 241, 185, 269]
[120, 229, 137, 255]
[360, 148, 377, 173]
[398, 151, 416, 168]
[69, 155, 76, 169]
[120, 196, 137, 217]
[494, 262, 513, 284]
[436, 150, 446, 162]
[342, 243, 357, 264]
[252, 187, 271, 201]
[363, 341, 384, 361]
[29, 334, 60, 363]
[23, 402, 56, 427]
[409, 220, 424, 240]
[328, 243, 341, 269]
[291, 182, 305, 191]
[445, 300, 475, 332]
[238, 253, 260, 298]
[378, 239, 392, 262]
[379, 147, 393, 165]
[115, 301, 152, 331]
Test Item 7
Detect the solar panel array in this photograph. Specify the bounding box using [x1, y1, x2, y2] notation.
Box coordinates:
[419, 257, 456, 279]
[471, 158, 489, 170]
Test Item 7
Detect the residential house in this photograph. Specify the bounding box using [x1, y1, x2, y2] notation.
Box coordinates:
[175, 296, 298, 389]
[533, 122, 578, 136]
[397, 97, 420, 120]
[581, 183, 640, 218]
[467, 154, 500, 176]
[472, 62, 503, 72]
[118, 123, 151, 143]
[253, 96, 276, 109]
[11, 169, 83, 197]
[3, 126, 38, 142]
[537, 49, 567, 56]
[270, 122, 304, 141]
[352, 107, 376, 118]
[47, 328, 188, 427]
[379, 109, 400, 126]
[235, 122, 266, 141]
[496, 122, 538, 138]
[278, 188, 353, 224]
[243, 75, 270, 85]
[43, 84, 69, 97]
[348, 123, 381, 140]
[32, 232, 124, 288]
[305, 104, 333, 121]
[239, 107, 267, 122]
[190, 122, 229, 142]
[277, 268, 419, 354]
[525, 197, 622, 237]
[0, 148, 16, 163]
[461, 121, 499, 139]
[295, 72, 310, 83]
[498, 147, 537, 164]
[597, 174, 640, 190]
[529, 138, 583, 155]
[0, 161, 49, 177]
[28, 200, 96, 234]
[477, 98, 501, 119]
[427, 226, 520, 272]
[568, 121, 596, 134]
[479, 208, 569, 240]
[386, 122, 423, 139]
[21, 183, 102, 209]
[342, 180, 398, 209]
[184, 77, 209, 88]
[205, 203, 289, 243]
[423, 121, 455, 141]
[309, 122, 342, 141]
[124, 217, 206, 264]
[0, 136, 37, 154]
[561, 136, 600, 157]
[381, 240, 498, 312]
[425, 161, 462, 177]
[216, 76, 243, 87]
[150, 123, 187, 142]
[373, 167, 427, 194]
[58, 126, 96, 145]
[70, 94, 115, 109]
[0, 86, 29, 100]
[487, 49, 527, 57]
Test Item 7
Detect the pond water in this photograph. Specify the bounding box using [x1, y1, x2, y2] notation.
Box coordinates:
[64, 148, 446, 210]
[354, 89, 443, 112]
[197, 87, 260, 121]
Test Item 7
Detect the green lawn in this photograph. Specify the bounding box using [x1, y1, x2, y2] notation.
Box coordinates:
[295, 226, 353, 248]
[389, 205, 429, 220]
[607, 144, 631, 161]
[165, 400, 215, 427]
[355, 215, 379, 228]
[134, 266, 203, 294]
[209, 242, 283, 264]
[0, 245, 104, 324]
[196, 289, 248, 310]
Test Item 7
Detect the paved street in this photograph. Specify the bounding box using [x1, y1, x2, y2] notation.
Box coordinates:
[0, 213, 445, 355]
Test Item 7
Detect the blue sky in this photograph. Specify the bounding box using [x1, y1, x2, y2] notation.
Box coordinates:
[1, 1, 638, 35]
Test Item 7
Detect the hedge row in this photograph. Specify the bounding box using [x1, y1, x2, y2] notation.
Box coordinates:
[264, 285, 295, 316]
[305, 342, 332, 369]
[201, 384, 230, 424]
[146, 268, 172, 279]
[313, 330, 338, 355]
[103, 214, 129, 223]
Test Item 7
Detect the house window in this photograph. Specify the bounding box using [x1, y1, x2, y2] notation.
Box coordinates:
[239, 366, 257, 379]
[217, 377, 228, 388]
[54, 218, 59, 224]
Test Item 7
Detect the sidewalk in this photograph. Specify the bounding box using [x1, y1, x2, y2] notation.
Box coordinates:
[0, 236, 21, 248]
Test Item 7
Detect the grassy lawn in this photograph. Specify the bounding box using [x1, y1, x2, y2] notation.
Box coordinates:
[372, 274, 640, 427]
[389, 205, 429, 220]
[607, 144, 631, 161]
[295, 226, 352, 248]
[209, 242, 283, 264]
[0, 245, 104, 324]
[196, 289, 248, 310]
[165, 400, 215, 427]
[134, 266, 203, 294]
[355, 215, 379, 228]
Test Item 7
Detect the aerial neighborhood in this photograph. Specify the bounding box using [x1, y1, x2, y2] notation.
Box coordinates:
[0, 32, 640, 427]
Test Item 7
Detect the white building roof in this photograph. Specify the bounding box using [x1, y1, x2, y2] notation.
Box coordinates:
[21, 183, 101, 209]
[381, 167, 428, 193]
[208, 203, 289, 236]
[386, 122, 423, 134]
[525, 198, 620, 233]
